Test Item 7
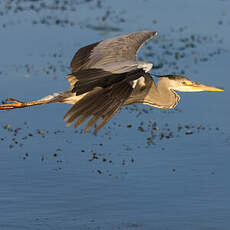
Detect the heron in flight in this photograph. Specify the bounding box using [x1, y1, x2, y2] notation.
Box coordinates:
[0, 31, 223, 134]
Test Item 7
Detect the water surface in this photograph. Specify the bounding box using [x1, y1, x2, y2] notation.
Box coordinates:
[0, 0, 230, 229]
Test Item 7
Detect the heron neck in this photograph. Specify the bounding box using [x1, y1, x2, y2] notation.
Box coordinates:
[124, 77, 180, 109]
[154, 80, 180, 109]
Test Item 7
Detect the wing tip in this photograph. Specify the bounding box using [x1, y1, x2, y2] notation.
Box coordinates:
[141, 30, 158, 37]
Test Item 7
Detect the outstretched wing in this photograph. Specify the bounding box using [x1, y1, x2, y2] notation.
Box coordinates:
[70, 30, 157, 73]
[70, 31, 157, 95]
[64, 80, 133, 134]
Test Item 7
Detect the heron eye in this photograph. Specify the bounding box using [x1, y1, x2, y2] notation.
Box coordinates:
[182, 81, 192, 86]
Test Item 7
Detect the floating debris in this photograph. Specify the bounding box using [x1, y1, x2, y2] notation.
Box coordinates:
[185, 130, 193, 135]
[127, 124, 132, 128]
[41, 153, 45, 161]
[86, 24, 121, 32]
[97, 169, 102, 174]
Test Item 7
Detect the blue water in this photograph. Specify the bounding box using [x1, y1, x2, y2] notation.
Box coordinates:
[0, 0, 230, 229]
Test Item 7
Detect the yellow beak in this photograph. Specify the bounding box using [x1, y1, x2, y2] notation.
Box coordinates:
[183, 82, 224, 92]
[191, 83, 224, 92]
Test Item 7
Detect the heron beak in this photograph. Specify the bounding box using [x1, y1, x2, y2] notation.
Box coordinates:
[189, 82, 224, 92]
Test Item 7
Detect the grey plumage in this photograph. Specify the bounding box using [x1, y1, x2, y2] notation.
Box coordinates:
[70, 31, 157, 95]
[65, 30, 158, 132]
[71, 31, 157, 72]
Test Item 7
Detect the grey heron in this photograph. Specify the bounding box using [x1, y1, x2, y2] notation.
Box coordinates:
[0, 31, 223, 134]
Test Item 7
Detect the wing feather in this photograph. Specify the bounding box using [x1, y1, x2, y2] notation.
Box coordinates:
[71, 69, 144, 95]
[64, 80, 133, 134]
[70, 31, 157, 73]
[70, 41, 100, 73]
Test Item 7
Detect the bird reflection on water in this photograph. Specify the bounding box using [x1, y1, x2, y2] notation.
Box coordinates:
[0, 31, 223, 134]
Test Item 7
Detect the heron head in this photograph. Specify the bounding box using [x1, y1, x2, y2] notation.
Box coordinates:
[156, 75, 224, 92]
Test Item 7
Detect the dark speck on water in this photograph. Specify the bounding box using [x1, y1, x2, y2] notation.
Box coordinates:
[97, 169, 102, 174]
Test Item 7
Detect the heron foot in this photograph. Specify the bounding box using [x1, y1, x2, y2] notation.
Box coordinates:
[0, 98, 24, 110]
